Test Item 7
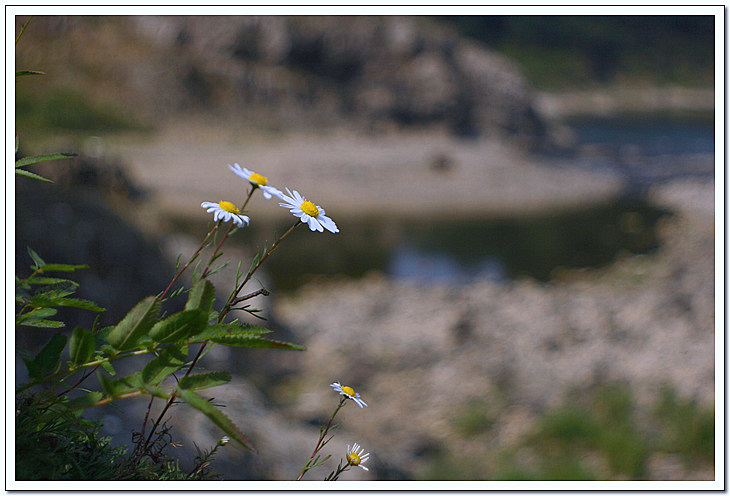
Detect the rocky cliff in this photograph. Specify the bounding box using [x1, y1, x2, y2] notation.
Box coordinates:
[18, 15, 562, 150]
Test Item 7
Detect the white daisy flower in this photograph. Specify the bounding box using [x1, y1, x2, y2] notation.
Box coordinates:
[228, 163, 281, 199]
[279, 188, 339, 233]
[345, 443, 370, 471]
[201, 200, 250, 228]
[330, 381, 367, 408]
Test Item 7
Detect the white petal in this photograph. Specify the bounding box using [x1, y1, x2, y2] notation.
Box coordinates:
[319, 215, 339, 233]
[308, 217, 323, 232]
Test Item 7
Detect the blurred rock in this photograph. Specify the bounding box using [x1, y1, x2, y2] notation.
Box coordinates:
[18, 15, 568, 151]
[268, 178, 714, 479]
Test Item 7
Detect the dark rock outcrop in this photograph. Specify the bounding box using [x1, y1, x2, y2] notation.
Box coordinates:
[19, 15, 565, 150]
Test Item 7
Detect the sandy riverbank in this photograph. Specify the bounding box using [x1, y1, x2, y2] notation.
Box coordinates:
[106, 126, 624, 233]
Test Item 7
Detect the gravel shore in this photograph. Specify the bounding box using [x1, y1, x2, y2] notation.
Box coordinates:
[109, 126, 624, 227]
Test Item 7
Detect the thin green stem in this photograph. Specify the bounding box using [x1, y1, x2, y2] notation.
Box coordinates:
[221, 221, 300, 319]
[160, 220, 222, 300]
[16, 16, 32, 45]
[16, 340, 206, 396]
[297, 398, 347, 481]
[141, 220, 300, 457]
[325, 460, 352, 481]
[200, 187, 256, 279]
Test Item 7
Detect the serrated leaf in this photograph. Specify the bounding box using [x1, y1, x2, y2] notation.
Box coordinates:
[98, 373, 116, 396]
[19, 319, 65, 328]
[36, 263, 88, 273]
[19, 307, 57, 321]
[210, 333, 305, 351]
[26, 277, 78, 286]
[106, 296, 160, 351]
[178, 372, 231, 391]
[176, 386, 256, 453]
[148, 309, 207, 344]
[15, 152, 75, 168]
[101, 360, 116, 376]
[99, 371, 143, 396]
[142, 345, 189, 385]
[26, 333, 67, 379]
[65, 391, 104, 411]
[51, 297, 105, 312]
[190, 322, 271, 341]
[141, 384, 170, 399]
[15, 168, 52, 182]
[185, 279, 216, 314]
[30, 285, 77, 303]
[69, 327, 95, 365]
[27, 247, 46, 268]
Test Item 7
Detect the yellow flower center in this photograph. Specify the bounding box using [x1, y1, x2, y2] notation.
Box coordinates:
[219, 201, 240, 214]
[300, 200, 320, 218]
[341, 386, 355, 397]
[347, 452, 362, 466]
[249, 173, 268, 186]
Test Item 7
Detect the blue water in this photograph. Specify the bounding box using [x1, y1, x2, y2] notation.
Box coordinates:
[568, 115, 715, 157]
[256, 117, 713, 289]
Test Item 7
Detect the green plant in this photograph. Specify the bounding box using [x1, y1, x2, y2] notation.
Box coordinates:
[15, 17, 363, 481]
[653, 385, 714, 465]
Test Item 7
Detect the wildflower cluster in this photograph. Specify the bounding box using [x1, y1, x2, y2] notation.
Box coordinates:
[201, 163, 339, 234]
[16, 157, 341, 480]
[296, 381, 372, 481]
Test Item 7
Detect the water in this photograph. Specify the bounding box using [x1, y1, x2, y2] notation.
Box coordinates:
[242, 199, 670, 291]
[567, 114, 715, 191]
[236, 116, 711, 290]
[568, 114, 714, 157]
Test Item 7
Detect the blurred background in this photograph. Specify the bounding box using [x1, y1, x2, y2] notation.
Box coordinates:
[15, 14, 716, 481]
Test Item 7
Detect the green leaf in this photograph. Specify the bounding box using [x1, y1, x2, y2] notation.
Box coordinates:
[185, 279, 216, 314]
[18, 307, 57, 322]
[178, 372, 231, 391]
[25, 333, 68, 379]
[36, 263, 88, 273]
[190, 322, 271, 341]
[19, 319, 65, 328]
[101, 361, 116, 376]
[27, 247, 46, 268]
[142, 345, 189, 385]
[30, 284, 77, 303]
[69, 327, 95, 365]
[141, 385, 170, 399]
[15, 152, 75, 168]
[26, 277, 78, 287]
[16, 70, 45, 77]
[49, 297, 105, 312]
[15, 136, 19, 153]
[99, 371, 143, 397]
[15, 168, 52, 182]
[210, 333, 305, 351]
[176, 386, 256, 453]
[148, 310, 207, 344]
[106, 296, 160, 351]
[65, 391, 104, 412]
